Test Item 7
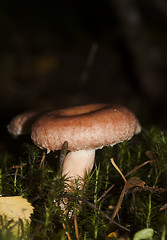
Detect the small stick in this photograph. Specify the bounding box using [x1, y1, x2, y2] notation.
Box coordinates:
[97, 184, 115, 202]
[110, 177, 145, 222]
[111, 184, 127, 220]
[103, 159, 154, 201]
[74, 211, 80, 240]
[125, 160, 155, 178]
[62, 223, 72, 240]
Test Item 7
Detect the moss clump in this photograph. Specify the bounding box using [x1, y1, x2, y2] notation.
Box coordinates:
[0, 127, 167, 239]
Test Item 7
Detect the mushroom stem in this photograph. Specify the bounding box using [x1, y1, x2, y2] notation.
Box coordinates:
[62, 149, 95, 189]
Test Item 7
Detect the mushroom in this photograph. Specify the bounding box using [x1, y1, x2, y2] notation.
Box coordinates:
[8, 104, 141, 189]
[30, 104, 141, 189]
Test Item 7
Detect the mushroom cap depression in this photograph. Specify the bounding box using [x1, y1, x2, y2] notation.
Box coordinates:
[31, 104, 141, 153]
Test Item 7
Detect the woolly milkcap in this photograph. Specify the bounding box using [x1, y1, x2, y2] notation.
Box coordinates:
[31, 104, 141, 182]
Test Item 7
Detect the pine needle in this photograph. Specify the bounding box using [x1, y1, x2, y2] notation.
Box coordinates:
[110, 158, 127, 183]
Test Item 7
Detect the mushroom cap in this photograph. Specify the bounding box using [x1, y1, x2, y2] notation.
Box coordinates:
[7, 110, 49, 136]
[31, 104, 141, 153]
[7, 111, 39, 136]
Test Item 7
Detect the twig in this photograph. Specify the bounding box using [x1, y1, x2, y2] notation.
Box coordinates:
[109, 158, 151, 221]
[62, 223, 72, 240]
[103, 159, 154, 202]
[111, 184, 126, 221]
[74, 212, 80, 240]
[110, 177, 145, 221]
[57, 193, 130, 232]
[125, 160, 155, 178]
[97, 184, 115, 202]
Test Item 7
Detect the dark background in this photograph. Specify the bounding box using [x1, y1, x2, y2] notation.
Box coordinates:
[1, 0, 167, 150]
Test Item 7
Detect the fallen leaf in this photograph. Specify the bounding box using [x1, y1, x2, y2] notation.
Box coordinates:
[133, 228, 154, 240]
[0, 196, 34, 222]
[111, 177, 145, 220]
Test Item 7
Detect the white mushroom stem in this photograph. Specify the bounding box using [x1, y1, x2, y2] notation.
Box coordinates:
[62, 149, 95, 189]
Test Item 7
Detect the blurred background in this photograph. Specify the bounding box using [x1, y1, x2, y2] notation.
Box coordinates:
[0, 0, 167, 150]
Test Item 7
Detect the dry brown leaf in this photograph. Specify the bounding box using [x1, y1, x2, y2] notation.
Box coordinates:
[111, 177, 145, 221]
[0, 196, 34, 222]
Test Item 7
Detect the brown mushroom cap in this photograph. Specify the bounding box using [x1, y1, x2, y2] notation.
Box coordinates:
[31, 104, 141, 153]
[7, 109, 51, 136]
[7, 111, 40, 136]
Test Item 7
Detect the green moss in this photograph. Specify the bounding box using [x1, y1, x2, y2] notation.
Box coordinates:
[0, 127, 167, 239]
